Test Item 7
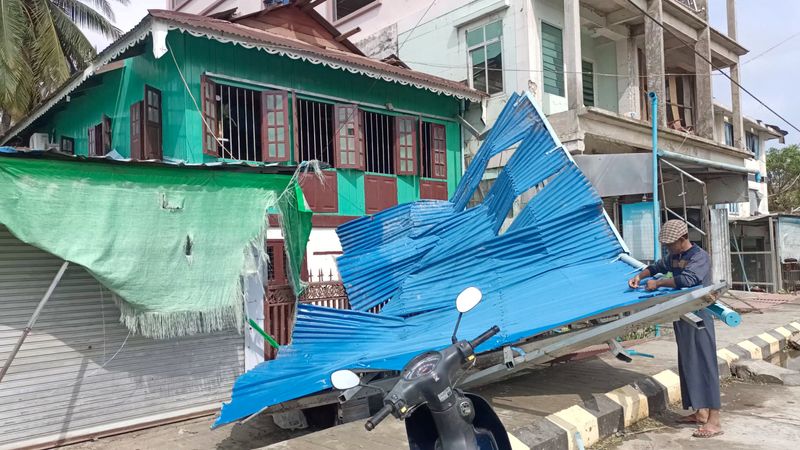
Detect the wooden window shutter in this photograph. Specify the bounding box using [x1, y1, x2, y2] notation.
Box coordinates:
[261, 90, 290, 162]
[429, 123, 447, 179]
[394, 116, 417, 175]
[101, 115, 112, 155]
[143, 85, 163, 160]
[88, 123, 103, 156]
[333, 104, 363, 169]
[130, 101, 144, 160]
[201, 75, 219, 156]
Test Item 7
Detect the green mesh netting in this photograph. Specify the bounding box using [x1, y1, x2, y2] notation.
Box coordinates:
[0, 156, 311, 338]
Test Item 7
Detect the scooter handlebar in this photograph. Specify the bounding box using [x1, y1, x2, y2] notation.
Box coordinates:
[365, 404, 393, 431]
[470, 325, 500, 349]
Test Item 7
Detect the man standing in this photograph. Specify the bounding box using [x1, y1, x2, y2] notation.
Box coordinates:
[627, 219, 723, 438]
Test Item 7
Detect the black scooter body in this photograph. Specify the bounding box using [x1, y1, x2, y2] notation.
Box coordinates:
[405, 393, 511, 450]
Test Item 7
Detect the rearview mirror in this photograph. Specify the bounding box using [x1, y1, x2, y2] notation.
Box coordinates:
[331, 369, 360, 390]
[456, 287, 482, 313]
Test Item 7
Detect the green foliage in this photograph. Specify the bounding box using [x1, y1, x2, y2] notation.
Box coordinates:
[0, 0, 129, 122]
[767, 144, 800, 213]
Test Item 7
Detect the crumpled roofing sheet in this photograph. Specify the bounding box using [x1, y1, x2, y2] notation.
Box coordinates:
[214, 92, 668, 427]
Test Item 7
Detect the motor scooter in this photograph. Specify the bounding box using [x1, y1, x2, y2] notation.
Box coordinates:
[331, 287, 512, 450]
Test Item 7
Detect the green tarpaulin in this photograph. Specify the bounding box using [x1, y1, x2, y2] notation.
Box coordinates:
[0, 156, 311, 338]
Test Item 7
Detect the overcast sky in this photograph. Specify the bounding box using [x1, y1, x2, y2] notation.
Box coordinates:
[89, 0, 798, 147]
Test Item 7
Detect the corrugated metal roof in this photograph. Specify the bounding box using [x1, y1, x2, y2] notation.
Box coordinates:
[0, 148, 300, 175]
[148, 9, 484, 101]
[213, 92, 679, 427]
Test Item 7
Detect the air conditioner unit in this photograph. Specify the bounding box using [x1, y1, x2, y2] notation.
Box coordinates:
[29, 133, 50, 150]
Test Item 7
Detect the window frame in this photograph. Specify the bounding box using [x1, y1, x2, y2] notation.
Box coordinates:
[428, 123, 447, 180]
[143, 85, 163, 160]
[261, 90, 291, 162]
[333, 104, 364, 170]
[745, 131, 760, 157]
[541, 21, 565, 97]
[201, 75, 220, 157]
[724, 122, 734, 147]
[394, 116, 417, 176]
[465, 19, 504, 96]
[582, 59, 595, 107]
[130, 101, 144, 160]
[60, 136, 74, 155]
[332, 0, 379, 22]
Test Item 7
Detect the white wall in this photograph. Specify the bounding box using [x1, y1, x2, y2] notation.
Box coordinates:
[268, 227, 343, 280]
[171, 0, 262, 15]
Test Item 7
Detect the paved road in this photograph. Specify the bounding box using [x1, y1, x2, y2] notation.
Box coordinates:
[607, 354, 800, 450]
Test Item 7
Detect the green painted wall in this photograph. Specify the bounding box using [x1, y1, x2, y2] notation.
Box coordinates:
[337, 170, 365, 216]
[36, 31, 464, 216]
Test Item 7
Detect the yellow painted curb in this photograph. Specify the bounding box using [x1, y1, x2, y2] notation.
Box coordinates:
[775, 326, 793, 339]
[737, 340, 763, 360]
[757, 333, 781, 356]
[547, 405, 600, 450]
[507, 432, 530, 450]
[717, 348, 740, 364]
[605, 385, 649, 427]
[652, 370, 682, 405]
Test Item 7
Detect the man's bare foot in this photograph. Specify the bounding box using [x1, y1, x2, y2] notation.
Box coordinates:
[693, 424, 723, 438]
[677, 411, 707, 424]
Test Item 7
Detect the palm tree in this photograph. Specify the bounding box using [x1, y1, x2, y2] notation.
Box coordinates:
[0, 0, 130, 125]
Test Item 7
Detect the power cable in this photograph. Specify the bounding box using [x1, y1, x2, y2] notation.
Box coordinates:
[626, 0, 800, 133]
[743, 31, 800, 65]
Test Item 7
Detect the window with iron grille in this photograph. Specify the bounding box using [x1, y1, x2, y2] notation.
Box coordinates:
[215, 83, 264, 162]
[420, 122, 447, 179]
[297, 98, 335, 166]
[362, 110, 394, 174]
[60, 136, 74, 155]
[467, 20, 503, 95]
[333, 0, 377, 21]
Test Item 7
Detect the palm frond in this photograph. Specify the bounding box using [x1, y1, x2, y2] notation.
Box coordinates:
[51, 0, 122, 39]
[49, 1, 96, 70]
[0, 0, 29, 111]
[29, 0, 70, 88]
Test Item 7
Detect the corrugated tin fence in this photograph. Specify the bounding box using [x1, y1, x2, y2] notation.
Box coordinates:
[0, 227, 244, 449]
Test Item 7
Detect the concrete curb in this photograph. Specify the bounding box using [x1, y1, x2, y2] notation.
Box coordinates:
[505, 321, 800, 450]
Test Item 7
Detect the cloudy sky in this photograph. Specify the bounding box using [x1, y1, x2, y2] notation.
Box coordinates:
[90, 0, 798, 147]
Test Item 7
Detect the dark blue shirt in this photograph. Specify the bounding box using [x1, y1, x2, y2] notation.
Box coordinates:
[645, 244, 712, 288]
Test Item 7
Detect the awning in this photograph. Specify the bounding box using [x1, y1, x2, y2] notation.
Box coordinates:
[659, 149, 757, 174]
[0, 150, 311, 338]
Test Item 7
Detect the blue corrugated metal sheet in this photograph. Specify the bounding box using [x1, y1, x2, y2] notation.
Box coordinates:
[214, 92, 671, 427]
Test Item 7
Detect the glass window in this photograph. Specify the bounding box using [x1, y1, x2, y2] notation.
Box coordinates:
[334, 0, 377, 21]
[541, 22, 564, 97]
[746, 131, 760, 156]
[582, 60, 594, 107]
[467, 20, 503, 95]
[724, 122, 734, 146]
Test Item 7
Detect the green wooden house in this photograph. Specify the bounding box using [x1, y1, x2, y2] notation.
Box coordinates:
[2, 4, 484, 282]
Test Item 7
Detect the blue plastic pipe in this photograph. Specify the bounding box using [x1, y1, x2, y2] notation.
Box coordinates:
[706, 302, 741, 327]
[649, 92, 661, 261]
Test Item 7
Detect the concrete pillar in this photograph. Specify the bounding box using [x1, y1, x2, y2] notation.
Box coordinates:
[693, 0, 714, 140]
[616, 36, 641, 119]
[645, 0, 666, 126]
[727, 0, 744, 148]
[564, 0, 583, 110]
[518, 0, 543, 104]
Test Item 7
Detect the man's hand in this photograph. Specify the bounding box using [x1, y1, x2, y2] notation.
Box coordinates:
[645, 279, 659, 291]
[628, 275, 641, 289]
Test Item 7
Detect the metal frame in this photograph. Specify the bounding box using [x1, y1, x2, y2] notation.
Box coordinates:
[658, 157, 709, 248]
[0, 261, 69, 383]
[246, 283, 726, 418]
